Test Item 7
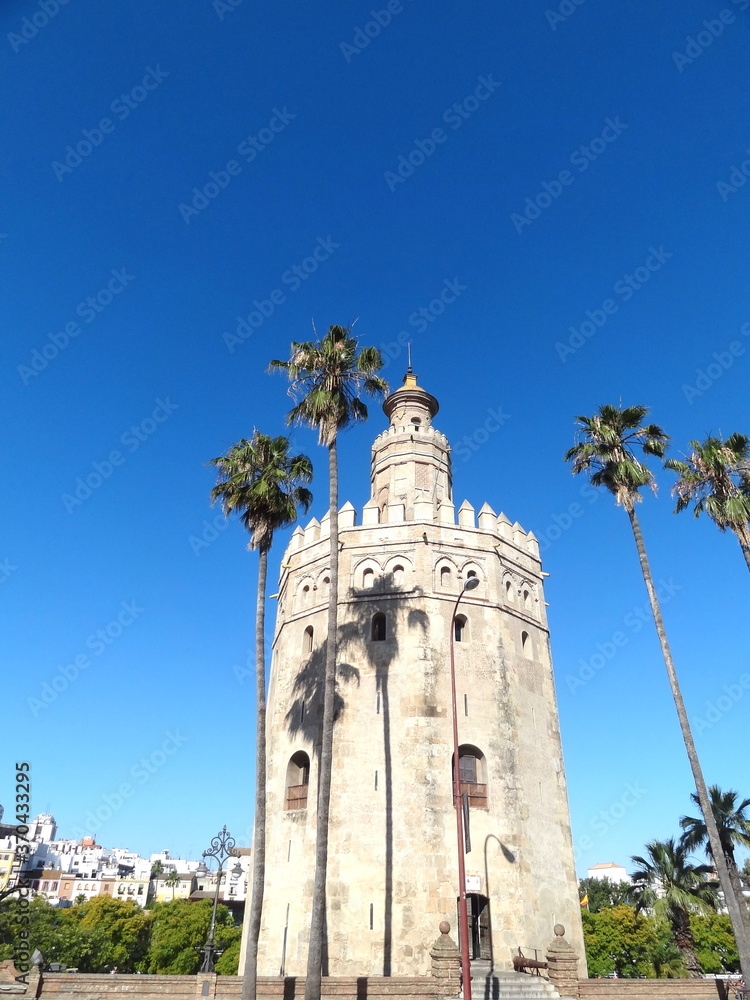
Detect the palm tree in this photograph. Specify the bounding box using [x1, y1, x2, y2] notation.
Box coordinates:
[164, 870, 181, 902]
[270, 324, 387, 1000]
[210, 431, 313, 1000]
[565, 403, 750, 981]
[665, 433, 750, 571]
[680, 786, 750, 938]
[630, 838, 716, 977]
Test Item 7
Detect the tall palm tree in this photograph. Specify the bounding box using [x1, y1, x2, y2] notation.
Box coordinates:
[565, 403, 750, 980]
[665, 433, 750, 571]
[630, 838, 716, 977]
[164, 870, 181, 902]
[680, 786, 750, 938]
[210, 431, 313, 1000]
[270, 324, 387, 1000]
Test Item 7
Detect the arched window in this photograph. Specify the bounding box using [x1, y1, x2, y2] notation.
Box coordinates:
[363, 567, 375, 590]
[371, 612, 386, 641]
[505, 579, 513, 602]
[453, 745, 488, 809]
[411, 417, 421, 431]
[440, 565, 451, 588]
[467, 569, 478, 581]
[521, 630, 530, 655]
[286, 751, 310, 810]
[303, 625, 314, 653]
[392, 564, 404, 587]
[522, 586, 531, 609]
[454, 614, 468, 643]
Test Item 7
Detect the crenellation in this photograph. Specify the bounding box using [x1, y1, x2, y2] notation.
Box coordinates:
[457, 499, 475, 527]
[304, 516, 320, 542]
[477, 502, 496, 530]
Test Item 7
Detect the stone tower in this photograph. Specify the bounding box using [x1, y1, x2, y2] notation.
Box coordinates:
[249, 371, 584, 978]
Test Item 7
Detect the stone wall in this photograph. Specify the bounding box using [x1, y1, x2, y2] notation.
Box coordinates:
[579, 981, 729, 1000]
[30, 973, 446, 999]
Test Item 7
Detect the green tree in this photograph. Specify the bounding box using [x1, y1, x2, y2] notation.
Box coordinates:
[270, 324, 387, 1000]
[665, 433, 750, 571]
[146, 899, 234, 974]
[630, 838, 716, 976]
[565, 403, 750, 980]
[64, 896, 152, 972]
[150, 860, 165, 880]
[680, 785, 750, 941]
[210, 431, 312, 1000]
[650, 924, 688, 979]
[691, 912, 740, 974]
[582, 904, 657, 977]
[164, 870, 181, 902]
[579, 878, 632, 913]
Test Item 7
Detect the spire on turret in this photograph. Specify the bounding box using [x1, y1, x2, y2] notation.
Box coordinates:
[371, 369, 450, 521]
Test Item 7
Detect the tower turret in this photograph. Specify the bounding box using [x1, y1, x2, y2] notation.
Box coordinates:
[371, 370, 451, 520]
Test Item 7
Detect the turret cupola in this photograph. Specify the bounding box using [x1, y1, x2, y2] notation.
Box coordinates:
[370, 369, 452, 521]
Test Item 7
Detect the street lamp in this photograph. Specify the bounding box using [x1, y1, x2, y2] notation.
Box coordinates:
[450, 575, 479, 1000]
[198, 826, 243, 973]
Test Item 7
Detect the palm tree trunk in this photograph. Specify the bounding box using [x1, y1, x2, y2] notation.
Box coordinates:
[673, 911, 702, 978]
[726, 850, 750, 942]
[733, 524, 750, 573]
[241, 545, 268, 1000]
[305, 437, 339, 1000]
[626, 506, 750, 981]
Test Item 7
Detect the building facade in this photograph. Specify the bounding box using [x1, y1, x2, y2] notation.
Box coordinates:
[246, 371, 584, 978]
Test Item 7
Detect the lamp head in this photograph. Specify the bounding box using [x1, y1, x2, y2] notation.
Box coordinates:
[462, 576, 480, 592]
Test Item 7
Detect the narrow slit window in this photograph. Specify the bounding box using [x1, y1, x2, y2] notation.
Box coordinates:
[371, 612, 386, 641]
[454, 614, 467, 643]
[464, 693, 468, 717]
[440, 565, 451, 588]
[304, 625, 314, 653]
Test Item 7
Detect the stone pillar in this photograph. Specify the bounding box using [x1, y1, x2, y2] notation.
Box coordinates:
[546, 924, 580, 998]
[430, 921, 461, 998]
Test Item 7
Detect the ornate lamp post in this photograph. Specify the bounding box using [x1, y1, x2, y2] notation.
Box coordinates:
[196, 826, 243, 973]
[449, 575, 479, 1000]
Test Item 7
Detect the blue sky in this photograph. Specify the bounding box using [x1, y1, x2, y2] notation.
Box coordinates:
[2, 0, 749, 877]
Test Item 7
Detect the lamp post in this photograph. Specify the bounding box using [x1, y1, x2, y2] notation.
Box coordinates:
[450, 575, 479, 1000]
[197, 825, 243, 973]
